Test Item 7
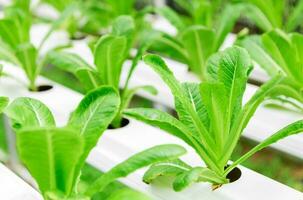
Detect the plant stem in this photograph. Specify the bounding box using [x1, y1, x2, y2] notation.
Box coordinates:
[110, 114, 122, 129]
[29, 81, 38, 92]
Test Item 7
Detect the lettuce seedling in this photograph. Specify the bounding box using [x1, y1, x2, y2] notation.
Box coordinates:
[237, 0, 303, 32]
[0, 1, 67, 91]
[47, 16, 159, 128]
[238, 29, 303, 111]
[160, 0, 229, 28]
[39, 0, 153, 38]
[0, 2, 37, 90]
[37, 0, 90, 41]
[4, 86, 186, 199]
[124, 47, 303, 190]
[150, 2, 243, 79]
[81, 0, 153, 35]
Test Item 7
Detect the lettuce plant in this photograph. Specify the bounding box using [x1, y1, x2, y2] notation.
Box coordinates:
[47, 16, 158, 128]
[0, 1, 66, 91]
[124, 47, 303, 190]
[150, 1, 243, 79]
[37, 0, 87, 40]
[39, 3, 79, 44]
[238, 29, 303, 110]
[3, 86, 186, 199]
[162, 0, 228, 28]
[39, 0, 152, 38]
[80, 0, 153, 36]
[237, 0, 303, 32]
[0, 2, 37, 90]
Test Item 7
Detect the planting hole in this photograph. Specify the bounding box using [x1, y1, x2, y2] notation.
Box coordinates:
[71, 35, 87, 40]
[108, 118, 130, 129]
[29, 85, 53, 92]
[226, 167, 242, 183]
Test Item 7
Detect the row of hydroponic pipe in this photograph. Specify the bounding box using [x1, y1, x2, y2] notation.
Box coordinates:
[0, 0, 302, 200]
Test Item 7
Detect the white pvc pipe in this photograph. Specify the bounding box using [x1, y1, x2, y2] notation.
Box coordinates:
[0, 163, 42, 200]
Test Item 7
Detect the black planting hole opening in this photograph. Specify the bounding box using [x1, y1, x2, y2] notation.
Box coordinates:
[108, 118, 130, 130]
[29, 85, 53, 92]
[71, 34, 87, 40]
[225, 166, 242, 183]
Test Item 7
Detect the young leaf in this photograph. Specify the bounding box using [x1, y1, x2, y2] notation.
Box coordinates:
[84, 144, 187, 196]
[124, 108, 194, 146]
[143, 54, 214, 150]
[120, 86, 157, 112]
[268, 79, 303, 103]
[222, 74, 283, 164]
[180, 26, 215, 78]
[225, 120, 303, 175]
[285, 0, 303, 32]
[206, 47, 253, 131]
[149, 32, 188, 62]
[68, 86, 120, 156]
[238, 0, 303, 32]
[238, 3, 273, 32]
[123, 30, 162, 90]
[262, 30, 296, 77]
[142, 54, 222, 173]
[151, 1, 242, 75]
[154, 6, 186, 31]
[68, 86, 120, 186]
[239, 30, 303, 106]
[181, 83, 210, 129]
[0, 7, 31, 48]
[94, 35, 127, 88]
[172, 0, 193, 15]
[112, 15, 135, 37]
[46, 51, 101, 92]
[173, 167, 228, 191]
[237, 35, 280, 76]
[38, 4, 78, 50]
[111, 85, 158, 128]
[213, 4, 243, 51]
[0, 19, 17, 48]
[124, 107, 220, 173]
[143, 159, 192, 184]
[75, 69, 102, 92]
[15, 43, 39, 90]
[200, 83, 227, 151]
[17, 127, 84, 196]
[46, 51, 92, 74]
[112, 15, 135, 53]
[0, 39, 20, 65]
[4, 97, 56, 130]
